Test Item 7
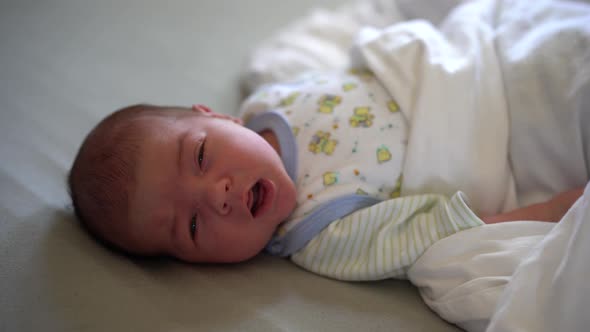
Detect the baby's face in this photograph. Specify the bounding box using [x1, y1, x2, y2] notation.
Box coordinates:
[121, 107, 297, 263]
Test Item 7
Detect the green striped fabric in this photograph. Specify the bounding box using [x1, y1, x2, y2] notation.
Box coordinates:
[291, 192, 484, 281]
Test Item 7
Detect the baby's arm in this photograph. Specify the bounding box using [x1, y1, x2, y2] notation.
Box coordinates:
[481, 187, 584, 224]
[290, 192, 483, 281]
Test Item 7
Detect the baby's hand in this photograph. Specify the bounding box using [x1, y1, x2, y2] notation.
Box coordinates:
[481, 187, 584, 224]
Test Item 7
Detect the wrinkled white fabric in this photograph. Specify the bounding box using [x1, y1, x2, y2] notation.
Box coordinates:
[407, 221, 554, 332]
[493, 0, 590, 206]
[485, 182, 590, 332]
[350, 0, 590, 214]
[241, 0, 462, 93]
[409, 181, 590, 332]
[351, 4, 515, 215]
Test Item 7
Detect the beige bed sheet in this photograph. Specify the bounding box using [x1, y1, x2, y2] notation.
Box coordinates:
[0, 1, 460, 331]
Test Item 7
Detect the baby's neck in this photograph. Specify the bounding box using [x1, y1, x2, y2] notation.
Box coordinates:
[259, 129, 281, 156]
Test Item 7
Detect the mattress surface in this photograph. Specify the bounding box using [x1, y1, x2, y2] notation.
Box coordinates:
[0, 1, 460, 331]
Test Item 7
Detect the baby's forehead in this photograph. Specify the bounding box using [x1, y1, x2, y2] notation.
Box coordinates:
[121, 113, 181, 138]
[119, 109, 197, 158]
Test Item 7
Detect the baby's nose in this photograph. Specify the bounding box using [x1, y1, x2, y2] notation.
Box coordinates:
[212, 177, 232, 215]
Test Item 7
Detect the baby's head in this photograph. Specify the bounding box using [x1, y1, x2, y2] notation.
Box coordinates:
[68, 104, 296, 263]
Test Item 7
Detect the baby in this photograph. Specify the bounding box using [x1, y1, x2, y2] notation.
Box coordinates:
[68, 103, 297, 263]
[68, 69, 580, 276]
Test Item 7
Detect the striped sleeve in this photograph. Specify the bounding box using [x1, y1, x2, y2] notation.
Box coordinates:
[290, 192, 484, 281]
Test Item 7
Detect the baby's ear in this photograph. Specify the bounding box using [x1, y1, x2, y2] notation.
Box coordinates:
[191, 104, 243, 125]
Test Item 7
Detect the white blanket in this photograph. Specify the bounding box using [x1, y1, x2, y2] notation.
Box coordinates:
[352, 0, 590, 215]
[242, 0, 590, 330]
[351, 3, 514, 215]
[409, 181, 590, 332]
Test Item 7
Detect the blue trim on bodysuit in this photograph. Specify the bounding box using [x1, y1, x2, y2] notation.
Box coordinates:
[245, 111, 298, 183]
[266, 194, 382, 257]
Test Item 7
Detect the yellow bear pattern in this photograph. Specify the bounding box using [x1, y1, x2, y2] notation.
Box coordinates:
[308, 131, 338, 155]
[243, 70, 407, 221]
[279, 92, 300, 107]
[377, 145, 392, 164]
[387, 100, 400, 113]
[342, 82, 358, 92]
[349, 107, 375, 128]
[317, 95, 342, 114]
[348, 68, 375, 81]
[356, 188, 369, 195]
[323, 172, 338, 186]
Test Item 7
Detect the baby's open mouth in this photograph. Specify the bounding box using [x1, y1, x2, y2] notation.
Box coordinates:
[248, 181, 265, 217]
